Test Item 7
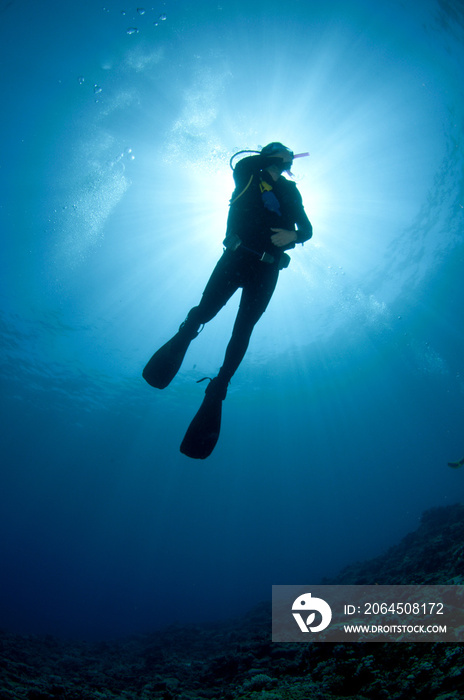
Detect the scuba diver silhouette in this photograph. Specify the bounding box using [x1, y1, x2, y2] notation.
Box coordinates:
[143, 142, 313, 459]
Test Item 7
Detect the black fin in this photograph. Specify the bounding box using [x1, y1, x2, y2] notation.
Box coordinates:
[142, 331, 193, 389]
[180, 393, 223, 459]
[448, 458, 464, 469]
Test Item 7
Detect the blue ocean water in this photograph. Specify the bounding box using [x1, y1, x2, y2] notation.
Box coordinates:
[0, 0, 463, 640]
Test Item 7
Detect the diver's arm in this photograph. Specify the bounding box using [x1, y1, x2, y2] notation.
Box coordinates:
[294, 210, 313, 243]
[270, 184, 313, 247]
[285, 184, 313, 244]
[272, 213, 312, 247]
[293, 188, 313, 243]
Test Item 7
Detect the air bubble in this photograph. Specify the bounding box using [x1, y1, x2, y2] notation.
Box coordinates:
[77, 76, 85, 85]
[93, 84, 102, 94]
[126, 27, 139, 34]
[137, 7, 145, 14]
[159, 13, 167, 20]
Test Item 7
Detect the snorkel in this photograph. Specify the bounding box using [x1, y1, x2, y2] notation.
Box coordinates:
[284, 152, 310, 176]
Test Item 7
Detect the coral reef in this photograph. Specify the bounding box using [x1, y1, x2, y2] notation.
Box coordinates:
[1, 504, 464, 699]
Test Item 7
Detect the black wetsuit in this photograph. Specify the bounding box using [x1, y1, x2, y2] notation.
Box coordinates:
[186, 155, 312, 389]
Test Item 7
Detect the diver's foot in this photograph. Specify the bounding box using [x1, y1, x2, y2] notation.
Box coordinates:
[180, 377, 228, 459]
[204, 376, 228, 401]
[142, 310, 202, 389]
[178, 307, 203, 340]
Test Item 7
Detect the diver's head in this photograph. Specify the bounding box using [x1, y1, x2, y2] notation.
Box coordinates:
[260, 142, 294, 173]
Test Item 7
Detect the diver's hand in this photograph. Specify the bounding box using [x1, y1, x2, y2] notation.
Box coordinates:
[270, 228, 298, 247]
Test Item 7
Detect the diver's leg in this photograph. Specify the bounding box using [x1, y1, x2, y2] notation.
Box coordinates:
[143, 251, 241, 389]
[180, 262, 279, 458]
[185, 249, 242, 328]
[208, 263, 280, 398]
